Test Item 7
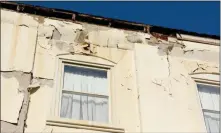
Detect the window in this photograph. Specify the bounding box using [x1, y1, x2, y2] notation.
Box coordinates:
[59, 64, 109, 123]
[47, 55, 125, 133]
[197, 84, 220, 133]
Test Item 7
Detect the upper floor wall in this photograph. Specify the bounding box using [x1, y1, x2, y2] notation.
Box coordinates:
[1, 9, 219, 74]
[1, 8, 220, 133]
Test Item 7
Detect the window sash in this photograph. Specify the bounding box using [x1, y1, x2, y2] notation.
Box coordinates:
[64, 61, 109, 71]
[196, 83, 220, 133]
[202, 109, 220, 114]
[197, 84, 220, 112]
[62, 89, 109, 99]
[58, 62, 111, 123]
[202, 109, 220, 133]
[60, 92, 109, 122]
[62, 64, 109, 95]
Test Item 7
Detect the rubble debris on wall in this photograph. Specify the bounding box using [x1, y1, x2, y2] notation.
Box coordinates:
[1, 77, 24, 125]
[0, 4, 220, 133]
[1, 70, 54, 133]
[1, 71, 31, 133]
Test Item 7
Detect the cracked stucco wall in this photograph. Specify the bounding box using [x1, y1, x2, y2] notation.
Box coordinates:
[133, 44, 216, 132]
[1, 9, 219, 133]
[1, 71, 31, 133]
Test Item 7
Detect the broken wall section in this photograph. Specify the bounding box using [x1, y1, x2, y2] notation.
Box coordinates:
[147, 33, 219, 76]
[1, 72, 31, 133]
[32, 16, 152, 80]
[1, 9, 39, 133]
[1, 8, 220, 133]
[1, 9, 141, 133]
[133, 34, 219, 132]
[8, 10, 142, 133]
[1, 9, 38, 72]
[169, 40, 219, 76]
[134, 43, 208, 132]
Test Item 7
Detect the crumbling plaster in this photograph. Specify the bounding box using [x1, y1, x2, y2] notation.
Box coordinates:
[1, 72, 27, 123]
[1, 16, 38, 72]
[1, 71, 31, 133]
[1, 9, 219, 133]
[134, 44, 208, 132]
[24, 78, 53, 133]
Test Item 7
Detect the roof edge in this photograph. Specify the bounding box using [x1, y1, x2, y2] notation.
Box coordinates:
[177, 34, 220, 46]
[1, 1, 220, 42]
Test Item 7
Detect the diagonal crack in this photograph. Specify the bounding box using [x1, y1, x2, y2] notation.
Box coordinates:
[173, 78, 179, 82]
[180, 74, 189, 85]
[31, 24, 39, 73]
[192, 63, 206, 73]
[152, 80, 167, 91]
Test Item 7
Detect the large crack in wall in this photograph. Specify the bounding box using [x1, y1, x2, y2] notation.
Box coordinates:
[1, 9, 219, 133]
[1, 71, 53, 133]
[146, 36, 218, 97]
[1, 71, 31, 133]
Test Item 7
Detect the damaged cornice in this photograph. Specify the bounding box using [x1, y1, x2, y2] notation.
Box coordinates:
[0, 1, 220, 45]
[177, 34, 220, 46]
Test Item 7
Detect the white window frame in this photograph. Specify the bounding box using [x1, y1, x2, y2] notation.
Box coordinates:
[47, 54, 124, 133]
[59, 61, 111, 122]
[192, 74, 220, 133]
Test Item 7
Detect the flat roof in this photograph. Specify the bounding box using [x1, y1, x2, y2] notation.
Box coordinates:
[1, 1, 220, 40]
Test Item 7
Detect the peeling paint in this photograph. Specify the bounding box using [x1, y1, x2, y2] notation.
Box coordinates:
[51, 25, 61, 40]
[32, 15, 45, 24]
[1, 72, 29, 124]
[74, 29, 88, 44]
[1, 71, 54, 133]
[1, 71, 31, 92]
[38, 25, 54, 38]
[126, 35, 143, 43]
[53, 40, 74, 52]
[32, 78, 54, 88]
[1, 8, 219, 133]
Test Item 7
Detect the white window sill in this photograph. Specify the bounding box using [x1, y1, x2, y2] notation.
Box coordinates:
[46, 117, 125, 133]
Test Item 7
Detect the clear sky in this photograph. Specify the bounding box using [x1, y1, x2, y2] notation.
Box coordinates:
[20, 1, 220, 36]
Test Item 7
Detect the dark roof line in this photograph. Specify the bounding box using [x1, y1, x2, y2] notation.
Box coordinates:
[1, 1, 220, 40]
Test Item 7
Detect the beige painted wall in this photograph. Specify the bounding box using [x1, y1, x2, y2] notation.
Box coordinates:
[134, 44, 206, 132]
[1, 9, 219, 133]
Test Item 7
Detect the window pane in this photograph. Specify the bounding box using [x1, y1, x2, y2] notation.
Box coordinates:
[197, 84, 220, 111]
[88, 96, 109, 123]
[203, 111, 219, 133]
[60, 93, 73, 119]
[63, 65, 108, 95]
[197, 84, 220, 133]
[60, 92, 109, 123]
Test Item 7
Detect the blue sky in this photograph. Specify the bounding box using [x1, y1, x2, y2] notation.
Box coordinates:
[20, 1, 220, 36]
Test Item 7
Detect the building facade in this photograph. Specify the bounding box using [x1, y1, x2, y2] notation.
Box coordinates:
[1, 2, 220, 133]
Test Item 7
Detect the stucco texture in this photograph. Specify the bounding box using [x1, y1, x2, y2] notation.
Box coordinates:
[1, 9, 219, 133]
